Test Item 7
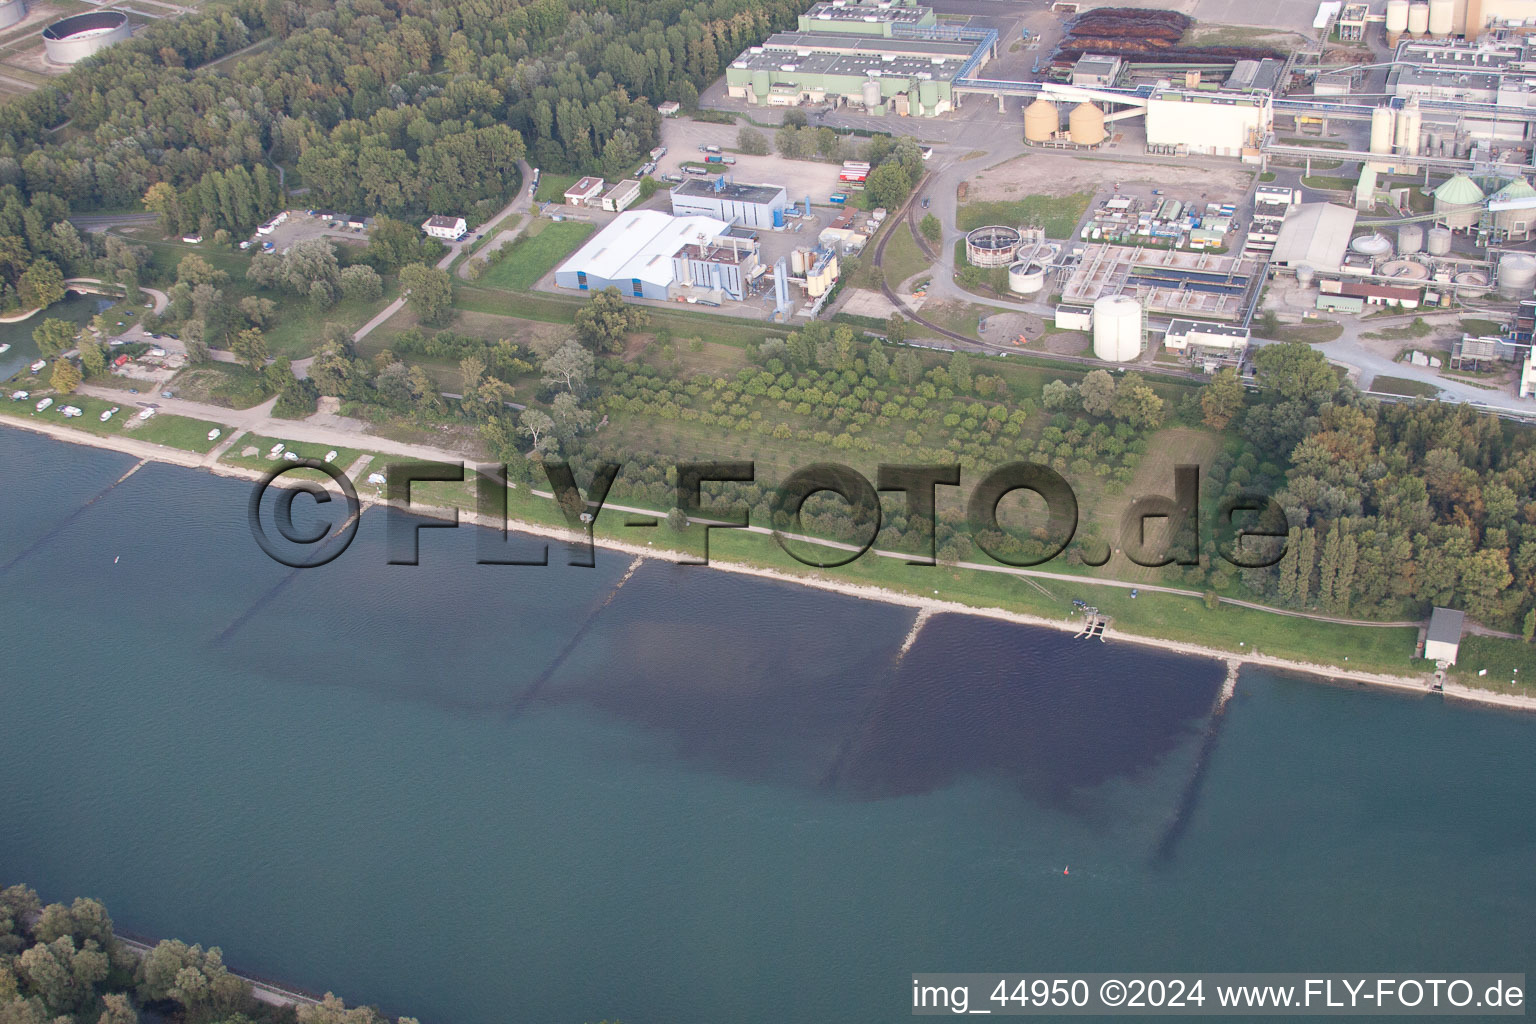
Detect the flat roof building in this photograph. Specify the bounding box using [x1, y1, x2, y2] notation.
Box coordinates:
[1071, 54, 1123, 88]
[1163, 320, 1251, 367]
[798, 1, 937, 36]
[672, 238, 760, 301]
[1144, 89, 1272, 158]
[564, 177, 605, 206]
[1424, 607, 1465, 665]
[600, 179, 642, 213]
[671, 178, 789, 231]
[554, 210, 732, 300]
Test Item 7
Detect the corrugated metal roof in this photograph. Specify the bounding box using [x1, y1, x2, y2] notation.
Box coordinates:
[558, 210, 731, 289]
[1433, 173, 1486, 205]
[1272, 203, 1358, 268]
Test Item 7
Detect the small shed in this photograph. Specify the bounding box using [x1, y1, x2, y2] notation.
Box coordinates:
[565, 177, 605, 206]
[1424, 606, 1465, 665]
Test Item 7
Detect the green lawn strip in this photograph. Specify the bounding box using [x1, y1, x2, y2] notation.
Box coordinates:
[1458, 318, 1504, 336]
[881, 224, 931, 288]
[1300, 175, 1358, 192]
[533, 174, 580, 205]
[1447, 634, 1536, 697]
[475, 221, 596, 292]
[0, 391, 230, 452]
[391, 468, 1425, 676]
[1369, 375, 1439, 398]
[219, 433, 373, 475]
[956, 192, 1094, 239]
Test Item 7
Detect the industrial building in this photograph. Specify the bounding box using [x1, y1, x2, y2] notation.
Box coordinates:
[600, 180, 642, 213]
[564, 177, 605, 206]
[1522, 349, 1536, 397]
[670, 179, 788, 230]
[1062, 244, 1261, 320]
[42, 11, 131, 65]
[1144, 89, 1272, 158]
[722, 23, 990, 116]
[1070, 55, 1123, 88]
[797, 0, 937, 36]
[554, 210, 740, 300]
[1271, 203, 1359, 272]
[1162, 320, 1251, 369]
[1424, 607, 1464, 665]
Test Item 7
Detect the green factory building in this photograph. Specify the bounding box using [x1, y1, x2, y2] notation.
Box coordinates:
[796, 1, 938, 36]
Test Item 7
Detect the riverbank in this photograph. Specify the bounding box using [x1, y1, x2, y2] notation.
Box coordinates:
[5, 413, 1535, 715]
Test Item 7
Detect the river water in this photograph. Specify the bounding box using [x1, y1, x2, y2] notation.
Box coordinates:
[0, 428, 1531, 1023]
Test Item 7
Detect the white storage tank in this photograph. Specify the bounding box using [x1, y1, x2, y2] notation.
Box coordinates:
[1024, 98, 1058, 143]
[862, 79, 881, 109]
[1008, 262, 1047, 295]
[1455, 271, 1491, 299]
[791, 249, 807, 274]
[1395, 98, 1422, 156]
[1426, 226, 1454, 255]
[1428, 0, 1454, 36]
[1398, 223, 1424, 254]
[1296, 264, 1317, 288]
[1385, 0, 1410, 38]
[1497, 252, 1536, 296]
[1407, 2, 1430, 34]
[1092, 295, 1142, 363]
[0, 0, 25, 31]
[1370, 107, 1395, 156]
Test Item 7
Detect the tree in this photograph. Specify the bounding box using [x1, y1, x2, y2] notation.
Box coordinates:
[98, 993, 138, 1024]
[867, 336, 890, 378]
[919, 213, 941, 244]
[518, 408, 556, 454]
[143, 182, 181, 235]
[573, 287, 646, 353]
[549, 391, 592, 441]
[231, 328, 268, 371]
[339, 264, 383, 302]
[1200, 367, 1244, 429]
[864, 161, 913, 211]
[79, 339, 106, 377]
[1253, 341, 1339, 407]
[1041, 378, 1079, 411]
[135, 941, 248, 1020]
[366, 216, 440, 271]
[32, 318, 77, 358]
[666, 507, 689, 531]
[399, 263, 452, 326]
[49, 360, 82, 394]
[1523, 608, 1535, 643]
[1079, 369, 1116, 416]
[737, 127, 769, 156]
[948, 351, 972, 393]
[17, 260, 65, 311]
[894, 350, 923, 386]
[540, 340, 594, 395]
[297, 992, 419, 1024]
[176, 253, 225, 288]
[238, 296, 277, 328]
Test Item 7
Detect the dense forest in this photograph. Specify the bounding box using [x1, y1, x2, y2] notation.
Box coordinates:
[0, 884, 415, 1024]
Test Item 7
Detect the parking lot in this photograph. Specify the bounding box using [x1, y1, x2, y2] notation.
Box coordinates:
[245, 210, 371, 254]
[659, 118, 846, 206]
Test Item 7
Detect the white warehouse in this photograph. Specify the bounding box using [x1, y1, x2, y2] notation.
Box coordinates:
[671, 179, 789, 230]
[1145, 89, 1273, 158]
[554, 210, 742, 300]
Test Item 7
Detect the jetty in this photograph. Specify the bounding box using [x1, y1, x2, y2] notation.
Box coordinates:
[1073, 605, 1107, 642]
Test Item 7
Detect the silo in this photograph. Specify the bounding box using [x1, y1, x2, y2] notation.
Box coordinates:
[1433, 173, 1486, 229]
[0, 0, 25, 31]
[918, 80, 939, 116]
[1491, 177, 1536, 235]
[751, 70, 771, 103]
[1497, 252, 1536, 296]
[862, 79, 881, 109]
[1395, 98, 1422, 156]
[1407, 2, 1430, 33]
[1296, 264, 1317, 288]
[1024, 98, 1058, 143]
[1370, 107, 1395, 157]
[1428, 0, 1454, 36]
[1069, 102, 1106, 146]
[1426, 226, 1454, 255]
[1092, 295, 1142, 362]
[1398, 222, 1424, 254]
[1385, 0, 1410, 40]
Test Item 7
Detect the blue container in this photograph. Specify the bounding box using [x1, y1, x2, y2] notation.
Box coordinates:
[772, 208, 785, 228]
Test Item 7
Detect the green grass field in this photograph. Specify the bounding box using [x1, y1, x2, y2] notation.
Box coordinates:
[476, 221, 596, 293]
[1370, 375, 1440, 398]
[881, 224, 931, 290]
[1448, 634, 1536, 697]
[0, 392, 229, 452]
[956, 192, 1094, 240]
[534, 174, 579, 205]
[219, 434, 374, 474]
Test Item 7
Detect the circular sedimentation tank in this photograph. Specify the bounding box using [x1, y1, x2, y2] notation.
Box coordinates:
[1379, 259, 1430, 281]
[42, 10, 131, 65]
[1497, 252, 1536, 296]
[1455, 271, 1491, 299]
[966, 225, 1021, 268]
[1069, 102, 1106, 147]
[1008, 261, 1047, 295]
[0, 0, 25, 32]
[1023, 98, 1058, 143]
[1398, 223, 1424, 254]
[1092, 295, 1142, 363]
[1350, 233, 1393, 257]
[1426, 226, 1454, 255]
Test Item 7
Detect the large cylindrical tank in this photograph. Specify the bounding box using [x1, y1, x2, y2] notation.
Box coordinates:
[1428, 0, 1454, 36]
[1092, 295, 1142, 362]
[1370, 107, 1395, 155]
[918, 80, 939, 114]
[1398, 223, 1424, 254]
[1008, 262, 1047, 295]
[751, 69, 770, 100]
[42, 11, 131, 64]
[1407, 2, 1430, 34]
[1497, 252, 1536, 296]
[1426, 226, 1454, 255]
[1024, 98, 1058, 143]
[1296, 264, 1317, 288]
[0, 0, 25, 31]
[1380, 259, 1430, 281]
[790, 249, 807, 274]
[1455, 271, 1491, 299]
[1433, 173, 1486, 229]
[1069, 102, 1106, 146]
[862, 79, 881, 109]
[1385, 0, 1410, 36]
[1491, 177, 1536, 234]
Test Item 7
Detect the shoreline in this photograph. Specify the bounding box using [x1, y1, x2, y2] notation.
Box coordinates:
[5, 413, 1535, 715]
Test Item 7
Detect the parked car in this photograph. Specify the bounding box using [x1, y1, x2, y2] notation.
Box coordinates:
[921, 196, 930, 209]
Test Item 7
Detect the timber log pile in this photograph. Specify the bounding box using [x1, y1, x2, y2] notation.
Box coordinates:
[1055, 8, 1284, 64]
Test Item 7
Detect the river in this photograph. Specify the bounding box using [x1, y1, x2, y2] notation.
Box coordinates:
[0, 428, 1531, 1023]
